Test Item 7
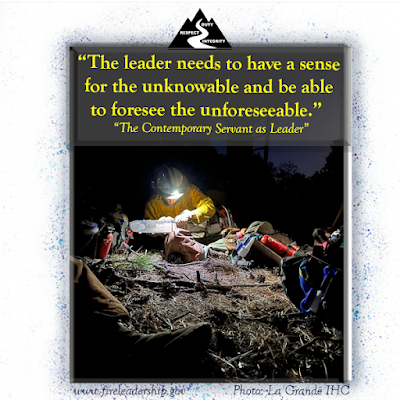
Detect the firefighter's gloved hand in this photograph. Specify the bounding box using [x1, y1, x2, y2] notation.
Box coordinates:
[174, 209, 194, 223]
[158, 216, 174, 222]
[176, 221, 187, 229]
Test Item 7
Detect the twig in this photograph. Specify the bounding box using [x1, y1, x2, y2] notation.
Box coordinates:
[280, 312, 309, 319]
[229, 284, 273, 288]
[322, 359, 328, 380]
[289, 336, 327, 355]
[171, 311, 191, 323]
[120, 276, 241, 294]
[161, 260, 205, 267]
[266, 343, 276, 360]
[156, 314, 174, 330]
[153, 264, 184, 280]
[209, 352, 236, 371]
[229, 350, 254, 363]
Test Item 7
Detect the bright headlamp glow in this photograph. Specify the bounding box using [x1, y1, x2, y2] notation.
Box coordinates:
[166, 190, 183, 200]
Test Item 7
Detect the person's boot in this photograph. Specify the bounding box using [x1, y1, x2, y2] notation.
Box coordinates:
[90, 318, 211, 381]
[74, 313, 213, 380]
[71, 256, 212, 380]
[116, 320, 212, 354]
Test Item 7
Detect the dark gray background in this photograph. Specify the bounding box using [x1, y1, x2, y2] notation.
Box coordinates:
[71, 47, 349, 146]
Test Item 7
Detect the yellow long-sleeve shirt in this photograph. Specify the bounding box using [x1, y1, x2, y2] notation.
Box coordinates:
[144, 184, 216, 224]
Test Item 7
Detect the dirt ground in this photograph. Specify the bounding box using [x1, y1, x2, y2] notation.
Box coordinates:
[81, 250, 343, 383]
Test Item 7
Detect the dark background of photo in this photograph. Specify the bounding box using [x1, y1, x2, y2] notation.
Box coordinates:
[73, 145, 343, 248]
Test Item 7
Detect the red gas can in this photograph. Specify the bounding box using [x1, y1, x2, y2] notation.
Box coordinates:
[260, 235, 299, 257]
[98, 232, 113, 258]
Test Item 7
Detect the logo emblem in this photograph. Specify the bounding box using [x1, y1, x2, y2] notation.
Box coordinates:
[169, 9, 231, 49]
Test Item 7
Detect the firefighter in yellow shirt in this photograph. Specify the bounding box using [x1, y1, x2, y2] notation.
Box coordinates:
[144, 166, 216, 227]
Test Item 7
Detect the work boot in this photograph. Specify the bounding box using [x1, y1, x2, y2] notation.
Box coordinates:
[109, 321, 212, 379]
[116, 321, 212, 357]
[71, 256, 213, 380]
[73, 314, 212, 381]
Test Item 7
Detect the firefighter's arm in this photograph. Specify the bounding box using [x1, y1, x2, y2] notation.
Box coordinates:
[189, 185, 216, 224]
[144, 199, 172, 221]
[143, 201, 170, 236]
[144, 201, 158, 220]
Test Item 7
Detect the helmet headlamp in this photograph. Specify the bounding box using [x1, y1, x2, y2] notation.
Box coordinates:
[166, 190, 183, 200]
[154, 166, 188, 200]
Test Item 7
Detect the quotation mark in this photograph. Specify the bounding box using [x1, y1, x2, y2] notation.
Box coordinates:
[78, 54, 87, 61]
[114, 122, 120, 127]
[313, 102, 322, 109]
[304, 123, 309, 128]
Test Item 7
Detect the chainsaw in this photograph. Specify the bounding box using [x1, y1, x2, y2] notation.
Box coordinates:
[129, 219, 177, 234]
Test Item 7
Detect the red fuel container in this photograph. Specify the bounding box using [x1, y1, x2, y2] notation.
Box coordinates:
[260, 235, 299, 257]
[98, 232, 113, 258]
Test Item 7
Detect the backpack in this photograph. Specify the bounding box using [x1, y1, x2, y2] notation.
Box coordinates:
[280, 229, 344, 330]
[205, 205, 236, 235]
[280, 249, 313, 309]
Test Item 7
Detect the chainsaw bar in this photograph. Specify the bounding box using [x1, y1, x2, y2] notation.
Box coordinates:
[129, 219, 177, 234]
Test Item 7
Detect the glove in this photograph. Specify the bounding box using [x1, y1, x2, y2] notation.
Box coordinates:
[158, 216, 174, 222]
[174, 209, 194, 223]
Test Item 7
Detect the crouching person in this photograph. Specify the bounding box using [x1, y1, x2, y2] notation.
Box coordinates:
[144, 166, 216, 228]
[71, 257, 212, 381]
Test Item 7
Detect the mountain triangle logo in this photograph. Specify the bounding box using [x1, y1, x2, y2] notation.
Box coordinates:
[169, 9, 231, 50]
